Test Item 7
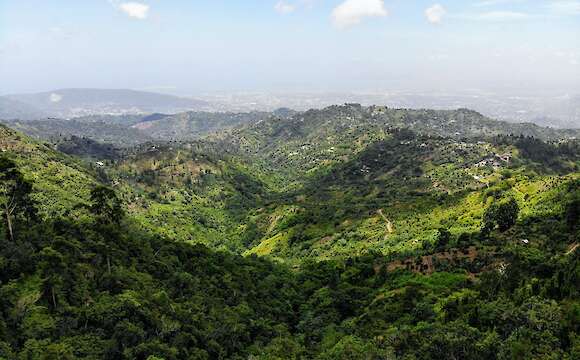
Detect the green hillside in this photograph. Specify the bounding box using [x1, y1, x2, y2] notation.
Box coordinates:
[3, 119, 153, 147]
[132, 111, 271, 141]
[241, 132, 578, 260]
[218, 105, 578, 189]
[0, 125, 98, 217]
[1, 111, 271, 148]
[109, 141, 268, 252]
[0, 107, 579, 359]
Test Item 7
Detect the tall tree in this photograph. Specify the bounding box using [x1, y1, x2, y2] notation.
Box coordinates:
[483, 197, 519, 233]
[89, 185, 124, 272]
[89, 185, 124, 226]
[0, 156, 36, 241]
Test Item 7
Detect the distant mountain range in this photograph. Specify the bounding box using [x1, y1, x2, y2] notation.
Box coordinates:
[198, 91, 580, 129]
[2, 89, 579, 129]
[0, 88, 209, 119]
[2, 105, 579, 149]
[0, 97, 45, 120]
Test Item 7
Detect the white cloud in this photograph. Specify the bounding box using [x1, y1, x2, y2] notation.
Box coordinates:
[331, 0, 388, 29]
[50, 93, 63, 103]
[275, 1, 295, 14]
[425, 4, 446, 24]
[112, 1, 149, 20]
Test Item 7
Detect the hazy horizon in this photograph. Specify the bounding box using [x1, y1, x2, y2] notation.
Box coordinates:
[1, 0, 579, 96]
[3, 87, 579, 99]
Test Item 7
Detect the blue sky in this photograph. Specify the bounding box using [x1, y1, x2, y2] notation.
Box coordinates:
[0, 0, 579, 95]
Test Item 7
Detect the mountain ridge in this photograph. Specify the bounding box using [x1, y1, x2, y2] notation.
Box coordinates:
[1, 88, 209, 119]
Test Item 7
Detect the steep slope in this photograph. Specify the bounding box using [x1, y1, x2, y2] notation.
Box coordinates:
[0, 125, 98, 217]
[109, 141, 270, 251]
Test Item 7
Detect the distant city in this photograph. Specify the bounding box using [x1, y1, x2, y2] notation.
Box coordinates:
[194, 90, 580, 129]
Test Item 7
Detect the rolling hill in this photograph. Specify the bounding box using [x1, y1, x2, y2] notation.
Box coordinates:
[2, 119, 153, 147]
[131, 111, 271, 141]
[0, 106, 578, 358]
[1, 88, 209, 119]
[1, 111, 273, 147]
[216, 104, 579, 190]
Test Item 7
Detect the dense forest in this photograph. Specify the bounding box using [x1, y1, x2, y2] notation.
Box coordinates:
[0, 105, 579, 359]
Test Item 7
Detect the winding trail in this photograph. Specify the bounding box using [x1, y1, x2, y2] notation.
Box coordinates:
[566, 243, 579, 255]
[377, 209, 394, 239]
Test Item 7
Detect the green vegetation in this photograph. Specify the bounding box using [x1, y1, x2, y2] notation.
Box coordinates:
[483, 197, 519, 233]
[56, 136, 120, 161]
[3, 119, 152, 147]
[133, 111, 271, 141]
[0, 105, 579, 358]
